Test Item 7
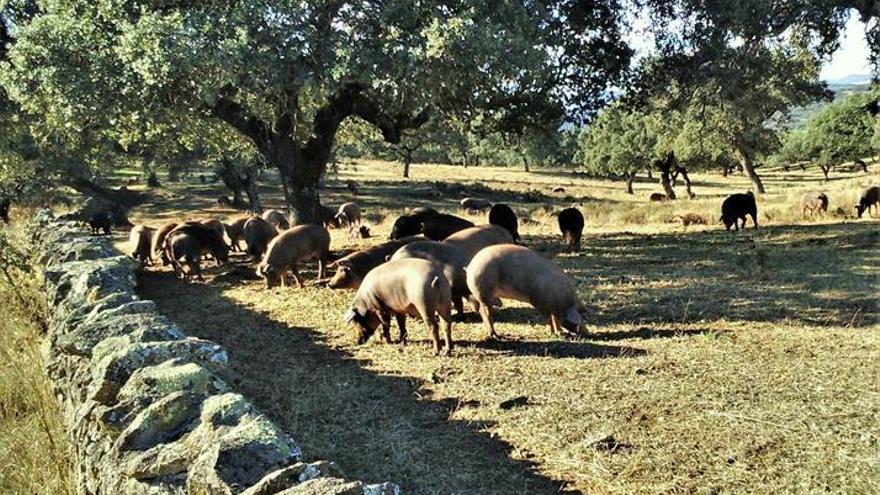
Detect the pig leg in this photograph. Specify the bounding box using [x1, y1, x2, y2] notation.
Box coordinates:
[379, 311, 392, 343]
[439, 309, 454, 356]
[478, 304, 499, 340]
[394, 314, 407, 344]
[425, 317, 442, 355]
[289, 265, 304, 288]
[317, 256, 326, 279]
[549, 314, 562, 335]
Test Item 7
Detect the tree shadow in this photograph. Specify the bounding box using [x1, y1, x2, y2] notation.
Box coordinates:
[537, 222, 879, 328]
[138, 271, 602, 495]
[464, 338, 646, 359]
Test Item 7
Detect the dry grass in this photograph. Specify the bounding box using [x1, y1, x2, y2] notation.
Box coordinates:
[0, 218, 74, 495]
[126, 160, 879, 494]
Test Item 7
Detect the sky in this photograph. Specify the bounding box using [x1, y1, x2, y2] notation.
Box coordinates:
[820, 15, 872, 81]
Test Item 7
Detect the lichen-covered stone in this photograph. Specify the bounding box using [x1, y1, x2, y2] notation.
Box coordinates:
[35, 215, 400, 495]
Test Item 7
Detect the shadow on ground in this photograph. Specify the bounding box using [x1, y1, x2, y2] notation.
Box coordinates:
[139, 269, 628, 495]
[532, 222, 879, 328]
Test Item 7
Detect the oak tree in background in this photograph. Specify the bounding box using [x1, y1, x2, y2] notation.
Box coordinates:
[776, 90, 878, 179]
[2, 0, 630, 222]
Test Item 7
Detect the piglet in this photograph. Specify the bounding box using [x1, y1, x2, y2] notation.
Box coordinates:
[466, 244, 583, 339]
[344, 258, 454, 355]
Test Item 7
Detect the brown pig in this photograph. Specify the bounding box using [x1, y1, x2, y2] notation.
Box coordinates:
[243, 217, 279, 261]
[164, 223, 229, 266]
[343, 258, 454, 355]
[198, 218, 228, 247]
[327, 236, 420, 289]
[466, 244, 583, 339]
[153, 222, 178, 265]
[256, 224, 330, 288]
[442, 224, 513, 260]
[165, 233, 204, 281]
[261, 209, 290, 230]
[391, 240, 470, 315]
[128, 225, 154, 265]
[224, 216, 250, 251]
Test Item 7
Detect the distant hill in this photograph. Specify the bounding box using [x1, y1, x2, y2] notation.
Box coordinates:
[780, 77, 874, 130]
[825, 73, 873, 86]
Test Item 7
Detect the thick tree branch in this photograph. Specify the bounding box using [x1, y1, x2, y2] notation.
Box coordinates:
[206, 90, 272, 148]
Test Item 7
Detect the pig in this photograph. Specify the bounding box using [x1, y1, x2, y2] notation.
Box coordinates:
[328, 237, 420, 289]
[349, 225, 371, 240]
[488, 204, 519, 242]
[442, 225, 513, 259]
[261, 209, 290, 230]
[347, 180, 359, 195]
[165, 233, 204, 281]
[855, 186, 880, 218]
[153, 222, 178, 265]
[390, 213, 424, 240]
[256, 224, 331, 288]
[552, 187, 565, 193]
[223, 216, 250, 252]
[128, 225, 154, 265]
[649, 192, 667, 202]
[391, 240, 470, 315]
[319, 204, 340, 229]
[243, 216, 279, 261]
[720, 191, 758, 231]
[466, 244, 583, 339]
[335, 202, 361, 228]
[801, 191, 829, 217]
[389, 207, 438, 240]
[165, 223, 230, 266]
[409, 206, 438, 218]
[421, 213, 474, 240]
[88, 212, 112, 235]
[674, 213, 707, 228]
[199, 218, 227, 245]
[460, 197, 492, 212]
[343, 258, 454, 355]
[557, 207, 584, 251]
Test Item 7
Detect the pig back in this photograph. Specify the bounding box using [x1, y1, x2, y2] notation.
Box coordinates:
[358, 258, 450, 316]
[263, 224, 330, 268]
[468, 244, 577, 314]
[422, 214, 474, 240]
[391, 240, 468, 292]
[442, 225, 513, 260]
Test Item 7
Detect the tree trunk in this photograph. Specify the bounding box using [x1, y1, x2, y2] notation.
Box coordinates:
[522, 155, 530, 172]
[625, 172, 635, 194]
[655, 152, 677, 200]
[273, 137, 324, 225]
[676, 166, 695, 198]
[646, 168, 652, 179]
[244, 164, 262, 213]
[402, 149, 411, 178]
[732, 139, 765, 194]
[820, 164, 831, 181]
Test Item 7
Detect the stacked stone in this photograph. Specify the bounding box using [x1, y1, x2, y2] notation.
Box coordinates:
[32, 210, 398, 495]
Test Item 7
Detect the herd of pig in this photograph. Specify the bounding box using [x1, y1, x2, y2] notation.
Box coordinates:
[91, 184, 879, 356]
[111, 202, 587, 356]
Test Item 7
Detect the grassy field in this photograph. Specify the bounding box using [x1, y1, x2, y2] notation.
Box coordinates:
[122, 161, 878, 494]
[0, 217, 74, 495]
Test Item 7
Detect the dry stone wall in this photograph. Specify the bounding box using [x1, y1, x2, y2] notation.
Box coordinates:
[32, 210, 399, 495]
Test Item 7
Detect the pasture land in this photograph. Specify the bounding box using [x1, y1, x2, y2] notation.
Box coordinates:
[123, 161, 879, 494]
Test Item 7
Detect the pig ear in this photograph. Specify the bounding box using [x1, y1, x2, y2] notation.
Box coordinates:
[385, 255, 392, 261]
